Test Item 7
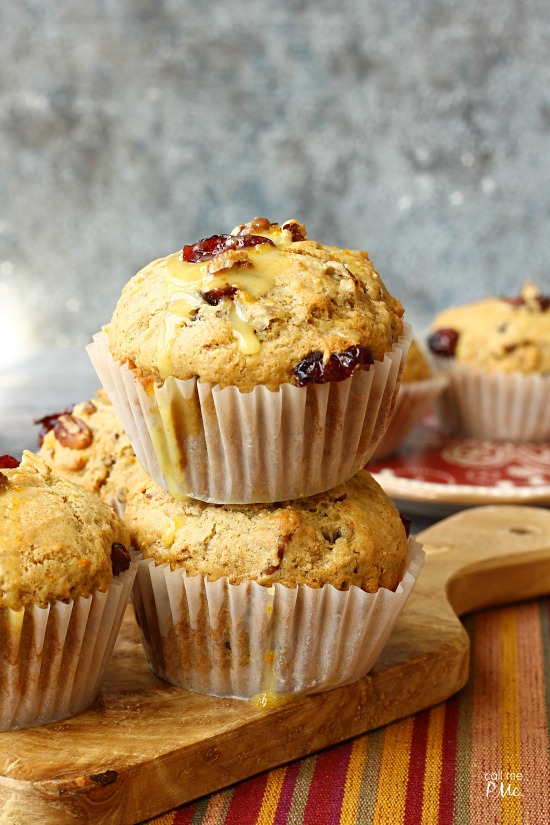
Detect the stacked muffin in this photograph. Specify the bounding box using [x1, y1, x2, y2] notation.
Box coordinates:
[88, 217, 424, 700]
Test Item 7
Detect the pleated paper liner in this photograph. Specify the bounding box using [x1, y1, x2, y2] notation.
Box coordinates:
[0, 563, 137, 731]
[87, 324, 412, 504]
[430, 358, 550, 441]
[131, 537, 424, 700]
[371, 375, 448, 460]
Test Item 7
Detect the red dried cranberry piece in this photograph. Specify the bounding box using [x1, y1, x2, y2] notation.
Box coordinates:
[201, 285, 238, 306]
[111, 543, 131, 576]
[0, 455, 19, 469]
[428, 328, 459, 357]
[294, 345, 374, 386]
[34, 407, 74, 446]
[537, 294, 550, 311]
[399, 512, 411, 538]
[182, 233, 274, 263]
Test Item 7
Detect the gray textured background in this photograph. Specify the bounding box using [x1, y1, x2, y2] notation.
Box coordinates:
[1, 0, 550, 369]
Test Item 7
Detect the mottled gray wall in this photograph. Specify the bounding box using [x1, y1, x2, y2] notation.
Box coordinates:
[1, 0, 550, 362]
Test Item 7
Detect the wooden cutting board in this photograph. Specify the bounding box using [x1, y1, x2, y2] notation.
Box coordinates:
[1, 504, 550, 825]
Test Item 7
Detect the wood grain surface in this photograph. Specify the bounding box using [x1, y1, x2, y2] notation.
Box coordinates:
[1, 504, 550, 825]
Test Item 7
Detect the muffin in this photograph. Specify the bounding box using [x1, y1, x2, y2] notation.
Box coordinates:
[0, 451, 136, 730]
[125, 469, 424, 700]
[37, 391, 148, 515]
[88, 218, 411, 503]
[428, 282, 550, 440]
[370, 339, 447, 459]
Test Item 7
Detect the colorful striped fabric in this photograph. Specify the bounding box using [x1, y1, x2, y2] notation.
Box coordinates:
[144, 597, 550, 825]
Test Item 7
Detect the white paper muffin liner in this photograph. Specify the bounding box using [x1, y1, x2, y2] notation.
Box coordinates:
[430, 358, 550, 441]
[371, 375, 448, 460]
[87, 324, 412, 504]
[0, 563, 137, 731]
[131, 537, 424, 700]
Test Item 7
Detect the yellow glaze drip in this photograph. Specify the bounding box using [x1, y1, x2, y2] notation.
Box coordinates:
[157, 241, 290, 378]
[161, 514, 187, 548]
[252, 691, 294, 709]
[145, 376, 204, 499]
[227, 298, 261, 355]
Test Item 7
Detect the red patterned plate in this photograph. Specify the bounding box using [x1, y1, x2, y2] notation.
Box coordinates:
[366, 417, 550, 517]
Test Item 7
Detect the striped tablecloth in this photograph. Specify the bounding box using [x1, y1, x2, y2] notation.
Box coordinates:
[144, 596, 550, 825]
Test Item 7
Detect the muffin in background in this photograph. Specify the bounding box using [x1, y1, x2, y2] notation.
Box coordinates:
[88, 217, 411, 503]
[0, 451, 136, 730]
[125, 469, 424, 700]
[427, 282, 550, 440]
[37, 390, 148, 515]
[370, 339, 447, 460]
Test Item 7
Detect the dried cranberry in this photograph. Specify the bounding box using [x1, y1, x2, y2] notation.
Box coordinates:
[0, 455, 20, 469]
[282, 221, 306, 242]
[111, 543, 131, 576]
[537, 294, 550, 311]
[427, 328, 459, 357]
[294, 345, 374, 386]
[34, 407, 74, 446]
[182, 234, 274, 263]
[399, 512, 411, 538]
[201, 285, 238, 306]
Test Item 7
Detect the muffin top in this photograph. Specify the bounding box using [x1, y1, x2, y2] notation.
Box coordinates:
[401, 339, 432, 383]
[107, 218, 404, 392]
[124, 469, 409, 593]
[428, 282, 550, 374]
[0, 451, 131, 610]
[38, 391, 148, 508]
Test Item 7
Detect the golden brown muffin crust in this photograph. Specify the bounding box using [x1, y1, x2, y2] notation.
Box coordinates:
[107, 219, 404, 392]
[124, 470, 409, 593]
[430, 282, 550, 374]
[0, 452, 130, 610]
[39, 391, 148, 507]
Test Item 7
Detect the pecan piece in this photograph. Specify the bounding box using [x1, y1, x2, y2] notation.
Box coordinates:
[262, 534, 291, 575]
[34, 407, 74, 446]
[53, 414, 93, 449]
[233, 217, 274, 235]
